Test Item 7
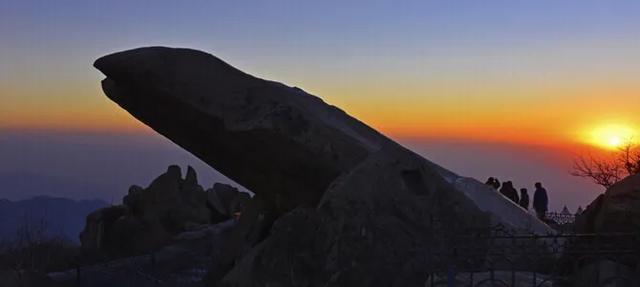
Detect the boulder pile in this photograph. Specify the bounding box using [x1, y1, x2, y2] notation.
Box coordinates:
[79, 165, 248, 259]
[575, 173, 640, 233]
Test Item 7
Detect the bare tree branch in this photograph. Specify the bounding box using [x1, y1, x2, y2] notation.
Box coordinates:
[571, 142, 640, 188]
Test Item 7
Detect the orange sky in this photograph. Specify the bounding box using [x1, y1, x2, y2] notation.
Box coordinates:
[2, 2, 639, 152]
[3, 79, 638, 152]
[4, 1, 640, 213]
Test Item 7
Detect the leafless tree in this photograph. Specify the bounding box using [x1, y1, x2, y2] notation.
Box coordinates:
[0, 215, 78, 273]
[572, 142, 640, 188]
[620, 143, 640, 175]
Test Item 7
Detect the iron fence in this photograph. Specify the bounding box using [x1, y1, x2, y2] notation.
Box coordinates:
[423, 219, 640, 287]
[544, 212, 576, 226]
[50, 216, 639, 286]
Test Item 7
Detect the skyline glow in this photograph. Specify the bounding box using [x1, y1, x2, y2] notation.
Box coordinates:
[1, 1, 639, 148]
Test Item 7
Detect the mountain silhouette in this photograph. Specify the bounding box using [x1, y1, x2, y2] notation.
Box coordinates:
[0, 196, 107, 242]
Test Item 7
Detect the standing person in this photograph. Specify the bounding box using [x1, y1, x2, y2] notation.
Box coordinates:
[492, 178, 501, 190]
[519, 188, 529, 210]
[533, 182, 549, 220]
[485, 177, 496, 187]
[499, 181, 519, 204]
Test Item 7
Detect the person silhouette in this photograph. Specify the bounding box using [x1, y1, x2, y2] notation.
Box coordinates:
[533, 182, 549, 220]
[485, 177, 501, 189]
[519, 188, 529, 210]
[499, 181, 519, 204]
[492, 178, 501, 189]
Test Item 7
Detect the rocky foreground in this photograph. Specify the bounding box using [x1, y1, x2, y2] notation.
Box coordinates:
[92, 47, 553, 286]
[80, 165, 249, 260]
[576, 173, 640, 233]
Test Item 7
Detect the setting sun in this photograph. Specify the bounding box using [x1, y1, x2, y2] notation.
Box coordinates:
[608, 136, 622, 148]
[587, 124, 637, 150]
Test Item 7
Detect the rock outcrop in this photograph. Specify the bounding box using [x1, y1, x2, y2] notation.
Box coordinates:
[94, 47, 552, 286]
[207, 183, 250, 222]
[0, 270, 55, 287]
[575, 173, 640, 233]
[79, 165, 248, 259]
[94, 47, 380, 216]
[221, 150, 487, 286]
[52, 220, 237, 287]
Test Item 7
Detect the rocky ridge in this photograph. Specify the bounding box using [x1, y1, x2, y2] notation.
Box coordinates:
[80, 165, 249, 259]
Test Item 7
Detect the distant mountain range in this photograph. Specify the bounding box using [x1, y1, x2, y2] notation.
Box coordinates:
[0, 196, 107, 242]
[0, 171, 113, 202]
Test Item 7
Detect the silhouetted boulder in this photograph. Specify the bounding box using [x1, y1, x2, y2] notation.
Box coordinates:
[221, 150, 487, 286]
[49, 220, 237, 287]
[95, 47, 553, 286]
[79, 165, 247, 259]
[94, 47, 383, 218]
[79, 205, 129, 257]
[575, 173, 640, 233]
[206, 183, 250, 219]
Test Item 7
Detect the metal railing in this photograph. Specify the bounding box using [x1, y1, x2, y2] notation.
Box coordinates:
[544, 212, 576, 226]
[422, 217, 640, 287]
[54, 216, 638, 287]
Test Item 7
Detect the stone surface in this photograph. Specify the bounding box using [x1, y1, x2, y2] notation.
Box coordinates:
[575, 173, 640, 233]
[220, 150, 489, 286]
[79, 165, 247, 259]
[570, 259, 633, 287]
[0, 270, 55, 287]
[51, 220, 237, 287]
[427, 271, 553, 287]
[94, 47, 553, 286]
[94, 47, 385, 216]
[206, 183, 250, 220]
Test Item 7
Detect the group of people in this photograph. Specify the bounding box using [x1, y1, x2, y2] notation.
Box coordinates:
[485, 177, 549, 220]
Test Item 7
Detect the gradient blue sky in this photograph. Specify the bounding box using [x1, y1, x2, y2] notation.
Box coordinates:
[2, 1, 639, 142]
[1, 1, 639, 210]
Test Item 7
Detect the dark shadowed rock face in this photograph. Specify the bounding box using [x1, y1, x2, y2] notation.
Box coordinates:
[221, 150, 488, 287]
[94, 47, 551, 286]
[0, 270, 55, 287]
[94, 47, 391, 215]
[575, 173, 640, 233]
[207, 182, 250, 222]
[79, 165, 247, 259]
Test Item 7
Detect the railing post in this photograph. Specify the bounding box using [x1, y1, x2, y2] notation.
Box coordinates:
[447, 246, 457, 287]
[447, 263, 456, 287]
[150, 251, 156, 274]
[76, 264, 81, 287]
[489, 267, 496, 286]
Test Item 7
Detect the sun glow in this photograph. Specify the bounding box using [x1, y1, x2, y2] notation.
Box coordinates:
[587, 124, 637, 150]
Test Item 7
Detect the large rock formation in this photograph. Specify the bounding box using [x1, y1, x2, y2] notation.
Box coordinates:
[94, 47, 381, 216]
[51, 220, 237, 287]
[221, 150, 486, 286]
[575, 173, 640, 233]
[94, 47, 552, 286]
[79, 165, 248, 259]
